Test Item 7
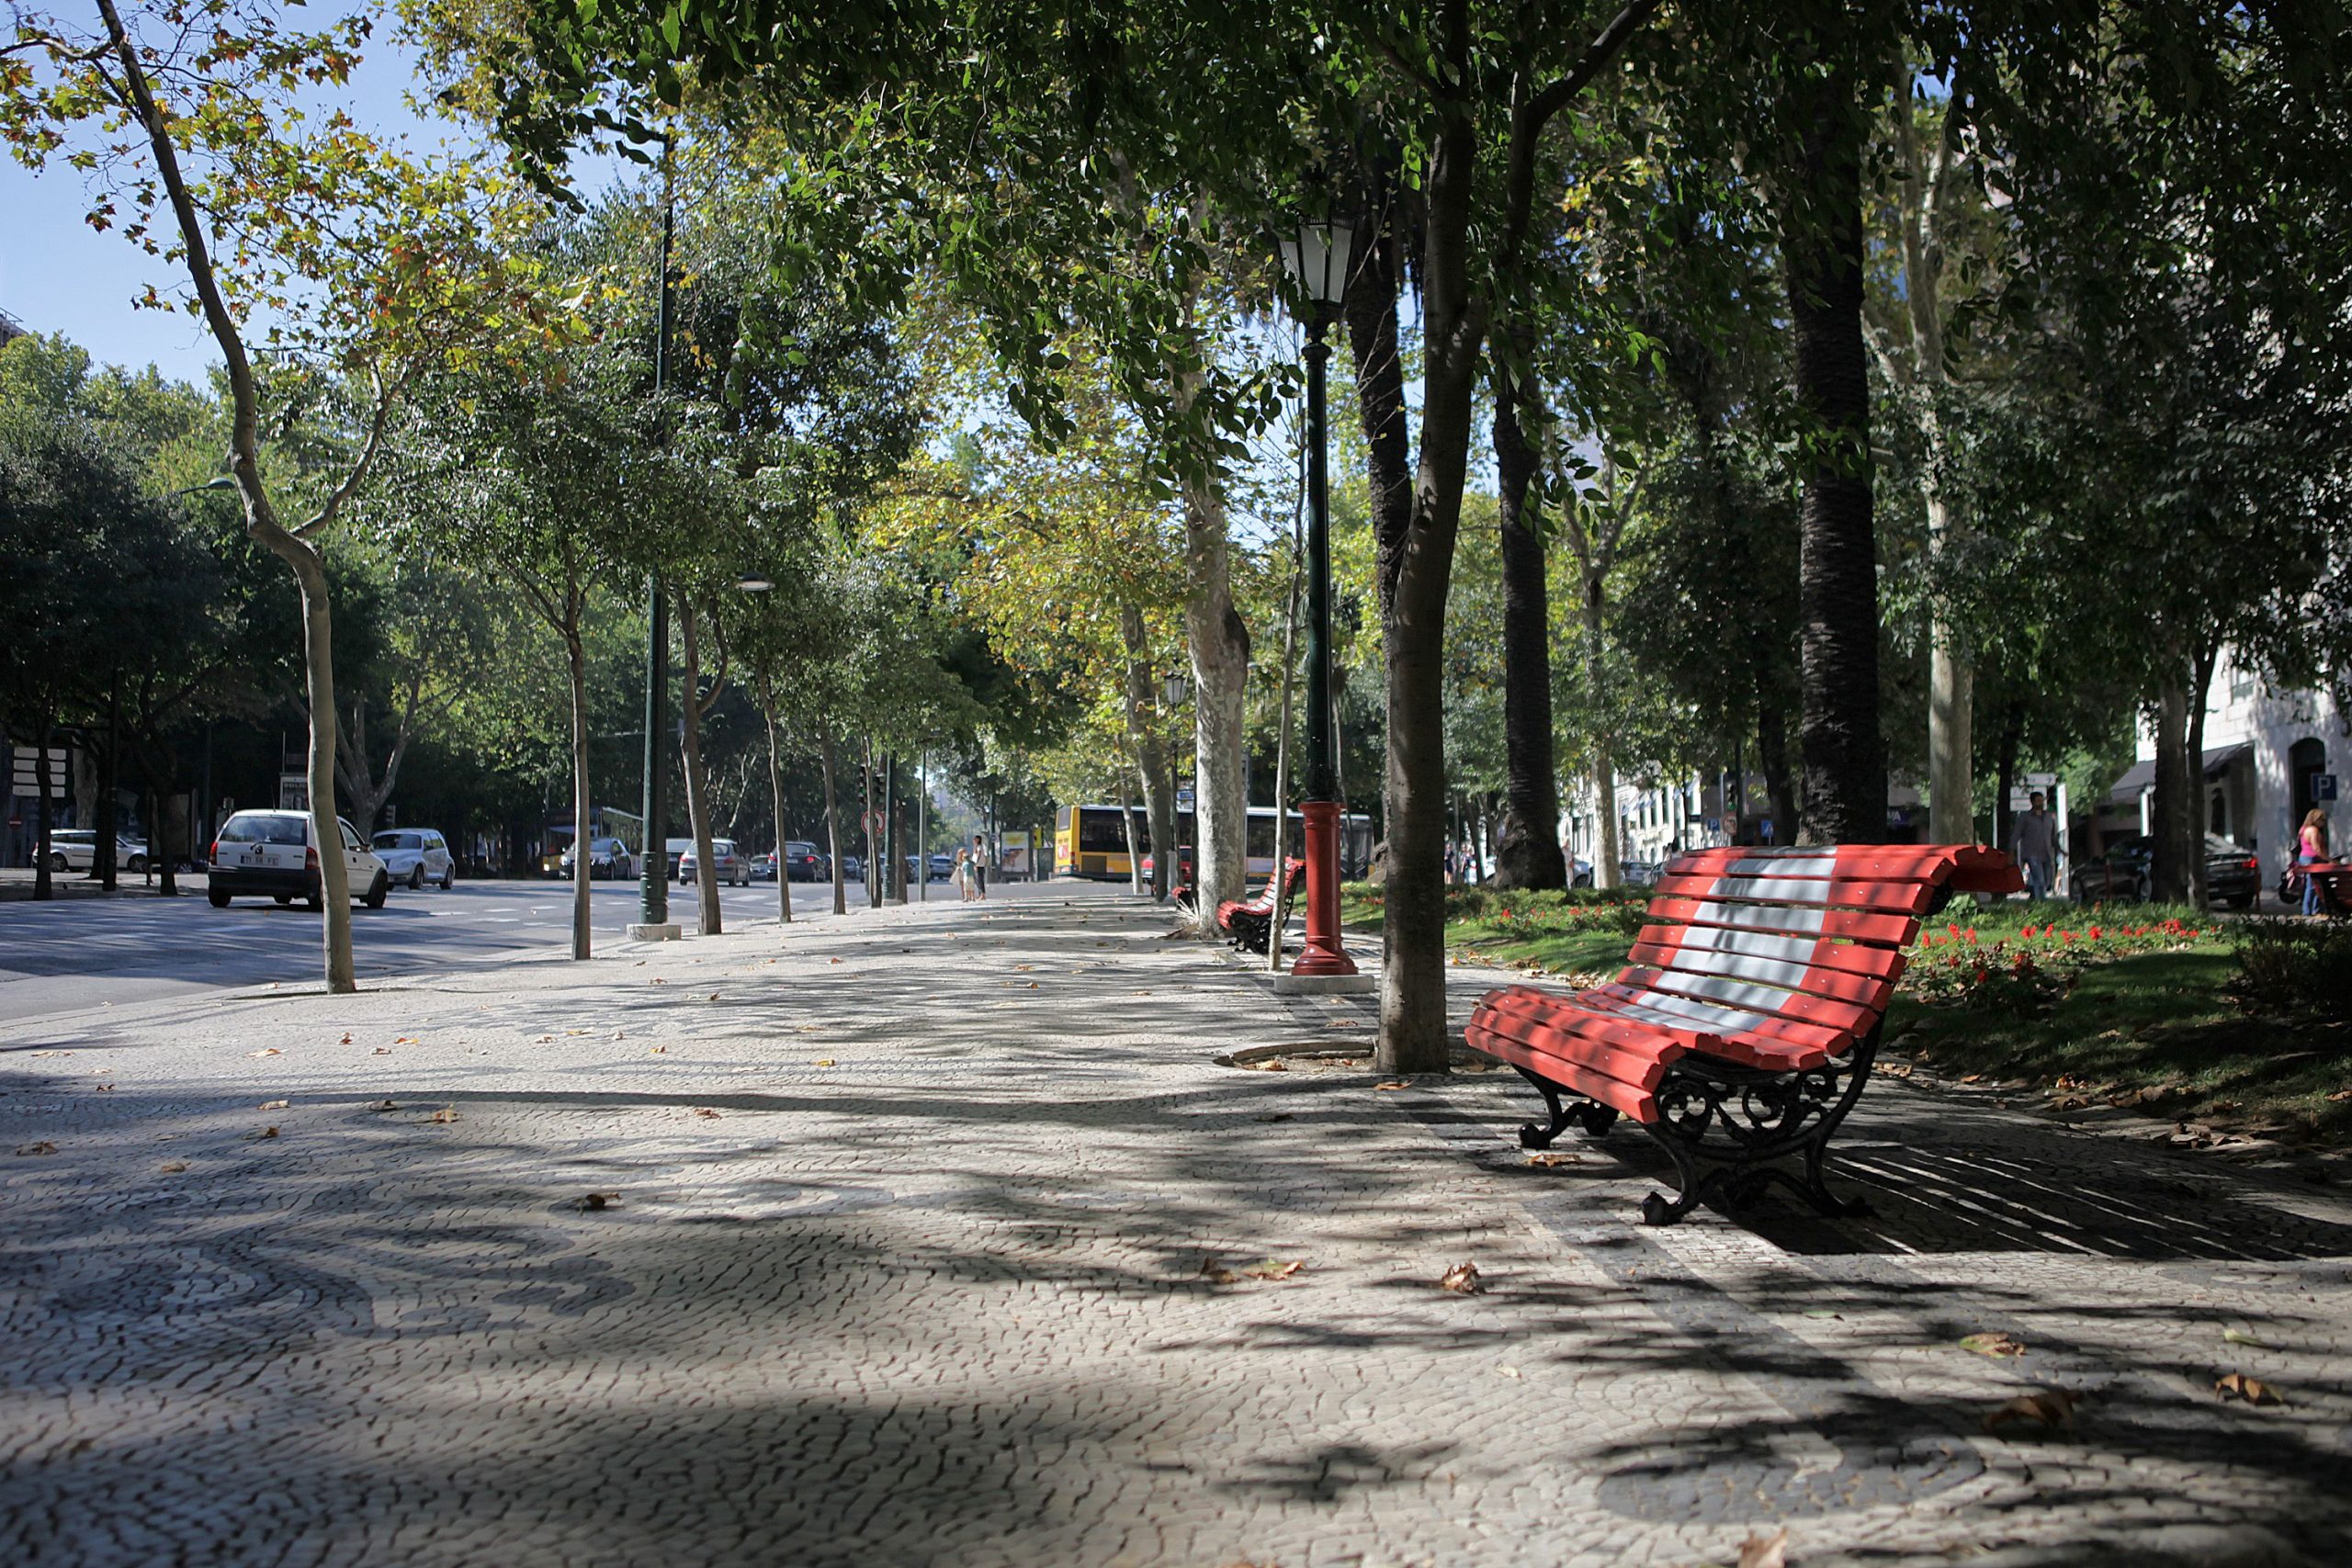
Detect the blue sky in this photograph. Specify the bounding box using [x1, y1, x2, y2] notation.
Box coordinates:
[0, 9, 624, 384]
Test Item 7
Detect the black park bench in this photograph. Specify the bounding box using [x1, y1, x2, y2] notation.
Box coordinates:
[1217, 858, 1306, 954]
[1466, 843, 2022, 1226]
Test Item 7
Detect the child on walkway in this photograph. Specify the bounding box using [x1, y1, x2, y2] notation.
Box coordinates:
[954, 847, 976, 901]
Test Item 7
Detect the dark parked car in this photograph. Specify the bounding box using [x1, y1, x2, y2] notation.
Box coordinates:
[779, 840, 830, 882]
[838, 853, 865, 883]
[2070, 833, 2260, 908]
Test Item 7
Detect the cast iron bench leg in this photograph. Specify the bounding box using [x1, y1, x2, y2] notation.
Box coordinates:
[1635, 1025, 1883, 1227]
[1513, 1066, 1620, 1149]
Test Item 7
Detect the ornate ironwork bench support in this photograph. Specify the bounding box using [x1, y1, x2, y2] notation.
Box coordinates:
[1518, 1026, 1883, 1227]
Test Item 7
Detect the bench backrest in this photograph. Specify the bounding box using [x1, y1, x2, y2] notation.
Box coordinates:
[1614, 844, 2022, 1055]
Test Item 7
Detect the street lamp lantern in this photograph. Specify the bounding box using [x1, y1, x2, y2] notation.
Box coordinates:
[1162, 670, 1192, 708]
[1277, 218, 1355, 311]
[1275, 210, 1359, 979]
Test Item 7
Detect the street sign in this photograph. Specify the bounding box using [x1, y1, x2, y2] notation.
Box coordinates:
[1176, 788, 1194, 809]
[2022, 771, 2059, 787]
[2316, 774, 2339, 802]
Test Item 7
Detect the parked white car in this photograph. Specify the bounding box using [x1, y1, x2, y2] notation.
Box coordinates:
[207, 809, 388, 910]
[45, 829, 148, 874]
[371, 828, 456, 890]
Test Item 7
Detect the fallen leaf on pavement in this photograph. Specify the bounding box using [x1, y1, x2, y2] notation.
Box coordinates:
[1374, 1079, 1409, 1091]
[2222, 1328, 2265, 1348]
[611, 1030, 626, 1041]
[372, 1046, 390, 1055]
[693, 1107, 720, 1119]
[1241, 1259, 1305, 1280]
[707, 992, 719, 1001]
[394, 1036, 417, 1045]
[576, 1192, 621, 1212]
[427, 1109, 457, 1124]
[1982, 1388, 2080, 1434]
[813, 1058, 837, 1067]
[1014, 964, 1034, 972]
[1526, 1152, 1581, 1168]
[27, 1050, 68, 1057]
[1961, 1332, 2027, 1359]
[368, 1100, 397, 1111]
[338, 1033, 353, 1044]
[257, 1100, 288, 1111]
[247, 1126, 278, 1141]
[828, 958, 842, 964]
[648, 1045, 668, 1054]
[1496, 1364, 1521, 1379]
[536, 1034, 555, 1043]
[247, 1048, 280, 1058]
[1440, 1261, 1483, 1293]
[158, 1161, 187, 1174]
[1024, 981, 1039, 989]
[1199, 1261, 1239, 1284]
[1738, 1525, 1791, 1568]
[1249, 1060, 1287, 1073]
[15, 1142, 55, 1156]
[2215, 1372, 2285, 1405]
[93, 1083, 114, 1092]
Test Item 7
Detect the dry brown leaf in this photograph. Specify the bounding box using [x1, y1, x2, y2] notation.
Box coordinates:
[1374, 1079, 1410, 1091]
[158, 1160, 187, 1174]
[248, 1126, 278, 1141]
[1241, 1259, 1305, 1280]
[813, 1058, 838, 1067]
[257, 1100, 288, 1111]
[1024, 981, 1039, 989]
[707, 992, 720, 1001]
[576, 1192, 621, 1212]
[2215, 1372, 2285, 1406]
[693, 1107, 720, 1119]
[1014, 964, 1035, 972]
[27, 1050, 68, 1057]
[1738, 1525, 1792, 1568]
[828, 958, 842, 965]
[1249, 1060, 1288, 1073]
[1440, 1261, 1483, 1293]
[394, 1036, 417, 1045]
[1526, 1152, 1582, 1168]
[1961, 1332, 2027, 1359]
[372, 1046, 391, 1055]
[536, 1034, 555, 1043]
[338, 1033, 353, 1044]
[93, 1083, 114, 1092]
[648, 1045, 669, 1054]
[15, 1142, 56, 1156]
[427, 1109, 457, 1124]
[1981, 1388, 2081, 1434]
[1198, 1261, 1239, 1285]
[247, 1048, 280, 1058]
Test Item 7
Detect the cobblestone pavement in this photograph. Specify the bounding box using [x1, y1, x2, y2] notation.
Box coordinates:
[2, 883, 2346, 1567]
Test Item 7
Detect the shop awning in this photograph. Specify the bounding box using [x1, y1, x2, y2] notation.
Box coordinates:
[2106, 742, 2252, 803]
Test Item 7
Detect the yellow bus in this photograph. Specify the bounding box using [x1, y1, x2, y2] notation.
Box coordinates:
[1052, 805, 1372, 882]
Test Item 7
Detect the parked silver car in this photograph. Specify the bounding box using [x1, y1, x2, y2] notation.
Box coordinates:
[371, 828, 456, 890]
[676, 838, 750, 886]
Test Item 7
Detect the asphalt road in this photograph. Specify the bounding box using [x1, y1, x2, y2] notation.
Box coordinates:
[0, 874, 952, 1025]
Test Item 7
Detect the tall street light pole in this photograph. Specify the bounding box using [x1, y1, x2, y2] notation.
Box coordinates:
[630, 130, 683, 942]
[1279, 217, 1359, 978]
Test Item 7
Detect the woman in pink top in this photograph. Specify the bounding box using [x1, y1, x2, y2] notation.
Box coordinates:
[2298, 807, 2331, 916]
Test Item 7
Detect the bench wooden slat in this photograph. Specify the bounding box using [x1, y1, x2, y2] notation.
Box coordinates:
[1634, 923, 1905, 983]
[1626, 940, 1894, 1010]
[1467, 1005, 1681, 1091]
[1617, 964, 1878, 1034]
[1652, 873, 1935, 914]
[1645, 897, 1921, 948]
[1468, 1021, 1660, 1122]
[1577, 984, 1849, 1061]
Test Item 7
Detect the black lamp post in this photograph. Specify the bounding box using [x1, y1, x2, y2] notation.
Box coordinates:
[1277, 215, 1359, 977]
[632, 131, 681, 940]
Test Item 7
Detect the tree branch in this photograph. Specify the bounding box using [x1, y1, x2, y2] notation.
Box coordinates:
[293, 367, 400, 540]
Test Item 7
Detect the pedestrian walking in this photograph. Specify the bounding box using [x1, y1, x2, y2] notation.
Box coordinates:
[2014, 790, 2060, 900]
[954, 847, 977, 901]
[2298, 807, 2332, 917]
[971, 832, 989, 898]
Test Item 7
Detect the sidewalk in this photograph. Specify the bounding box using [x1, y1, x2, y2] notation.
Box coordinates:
[1, 883, 2346, 1566]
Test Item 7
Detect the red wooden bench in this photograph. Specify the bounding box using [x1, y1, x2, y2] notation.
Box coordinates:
[1466, 843, 2021, 1225]
[1216, 858, 1306, 954]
